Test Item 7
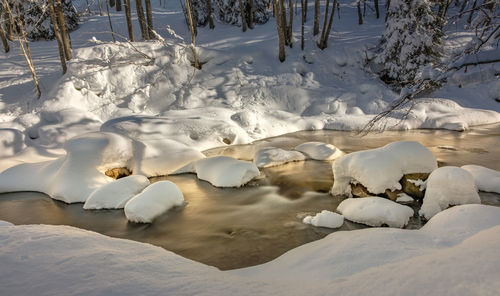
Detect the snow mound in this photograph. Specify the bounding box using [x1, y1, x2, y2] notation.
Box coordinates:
[331, 141, 437, 196]
[420, 167, 480, 220]
[461, 165, 500, 194]
[294, 142, 344, 160]
[194, 156, 260, 187]
[302, 210, 344, 228]
[0, 132, 133, 203]
[124, 181, 184, 223]
[253, 147, 305, 168]
[84, 175, 150, 210]
[396, 193, 414, 203]
[0, 220, 13, 226]
[337, 197, 414, 228]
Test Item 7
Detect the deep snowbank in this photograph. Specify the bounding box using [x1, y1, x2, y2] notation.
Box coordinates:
[1, 205, 499, 296]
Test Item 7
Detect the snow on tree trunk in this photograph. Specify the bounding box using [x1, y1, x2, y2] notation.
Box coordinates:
[375, 0, 442, 85]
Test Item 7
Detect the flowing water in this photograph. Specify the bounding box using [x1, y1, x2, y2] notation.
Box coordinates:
[1, 124, 499, 270]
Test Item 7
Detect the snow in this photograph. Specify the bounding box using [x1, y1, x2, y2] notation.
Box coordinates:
[331, 141, 437, 197]
[294, 142, 344, 160]
[337, 197, 414, 228]
[0, 221, 13, 226]
[253, 147, 305, 168]
[124, 181, 184, 223]
[194, 156, 260, 187]
[396, 193, 414, 203]
[461, 165, 500, 194]
[302, 210, 344, 228]
[419, 167, 481, 220]
[83, 175, 150, 210]
[1, 205, 499, 295]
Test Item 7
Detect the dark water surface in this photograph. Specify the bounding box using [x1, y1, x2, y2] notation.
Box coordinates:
[1, 124, 499, 270]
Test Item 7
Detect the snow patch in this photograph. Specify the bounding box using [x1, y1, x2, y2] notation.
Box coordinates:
[294, 142, 344, 160]
[253, 147, 305, 168]
[302, 210, 344, 228]
[195, 156, 260, 187]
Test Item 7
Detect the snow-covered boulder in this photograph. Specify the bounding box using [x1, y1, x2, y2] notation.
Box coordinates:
[124, 181, 184, 223]
[302, 210, 344, 228]
[84, 175, 150, 210]
[0, 132, 133, 203]
[253, 147, 305, 168]
[194, 156, 259, 187]
[331, 141, 437, 197]
[461, 165, 500, 194]
[419, 167, 480, 220]
[337, 197, 414, 228]
[294, 142, 344, 160]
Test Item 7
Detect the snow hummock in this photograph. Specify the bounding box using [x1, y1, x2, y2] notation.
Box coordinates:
[461, 165, 500, 194]
[396, 193, 414, 203]
[337, 197, 414, 228]
[2, 205, 499, 295]
[0, 221, 13, 226]
[84, 175, 150, 210]
[124, 181, 184, 223]
[419, 167, 481, 220]
[194, 156, 260, 187]
[302, 210, 344, 228]
[331, 141, 437, 197]
[294, 142, 344, 160]
[253, 147, 305, 168]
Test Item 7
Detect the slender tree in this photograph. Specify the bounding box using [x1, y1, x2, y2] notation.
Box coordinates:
[374, 0, 380, 18]
[55, 0, 72, 60]
[205, 0, 215, 29]
[136, 0, 149, 39]
[106, 0, 116, 42]
[238, 0, 247, 32]
[145, 0, 154, 38]
[3, 0, 40, 96]
[124, 0, 134, 41]
[0, 2, 9, 52]
[280, 0, 288, 44]
[116, 0, 122, 11]
[301, 0, 304, 50]
[274, 0, 286, 61]
[288, 0, 293, 47]
[313, 0, 319, 35]
[357, 0, 363, 24]
[48, 0, 67, 73]
[186, 0, 200, 69]
[248, 0, 255, 29]
[3, 6, 12, 40]
[319, 0, 337, 49]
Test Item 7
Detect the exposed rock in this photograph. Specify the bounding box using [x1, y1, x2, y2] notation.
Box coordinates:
[384, 189, 404, 201]
[350, 183, 372, 197]
[105, 167, 132, 179]
[401, 173, 429, 200]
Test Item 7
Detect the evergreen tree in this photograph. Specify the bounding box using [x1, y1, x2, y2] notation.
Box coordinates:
[212, 0, 269, 27]
[21, 0, 78, 40]
[375, 0, 442, 85]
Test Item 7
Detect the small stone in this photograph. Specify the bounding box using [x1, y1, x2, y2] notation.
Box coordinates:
[105, 167, 132, 179]
[351, 183, 372, 197]
[384, 189, 404, 201]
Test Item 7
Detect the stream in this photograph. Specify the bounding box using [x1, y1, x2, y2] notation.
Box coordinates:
[0, 123, 499, 270]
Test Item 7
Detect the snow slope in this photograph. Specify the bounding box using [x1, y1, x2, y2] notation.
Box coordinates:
[1, 205, 499, 295]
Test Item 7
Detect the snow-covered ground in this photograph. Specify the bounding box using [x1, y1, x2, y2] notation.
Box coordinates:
[1, 204, 499, 295]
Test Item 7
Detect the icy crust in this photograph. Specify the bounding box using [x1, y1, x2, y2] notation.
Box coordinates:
[0, 132, 133, 203]
[461, 165, 500, 194]
[124, 181, 184, 223]
[294, 142, 344, 160]
[84, 175, 150, 210]
[419, 167, 480, 220]
[302, 210, 344, 228]
[331, 141, 437, 196]
[253, 147, 305, 168]
[2, 205, 500, 296]
[195, 156, 260, 187]
[337, 197, 414, 228]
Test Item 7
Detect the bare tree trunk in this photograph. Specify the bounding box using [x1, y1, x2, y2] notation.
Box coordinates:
[48, 0, 67, 74]
[3, 8, 12, 40]
[106, 0, 116, 41]
[238, 0, 247, 32]
[467, 0, 477, 24]
[280, 0, 288, 44]
[385, 0, 390, 22]
[301, 0, 304, 50]
[145, 0, 154, 38]
[97, 0, 103, 16]
[274, 0, 285, 62]
[206, 0, 215, 29]
[56, 0, 72, 60]
[0, 16, 9, 52]
[248, 0, 254, 29]
[124, 0, 134, 41]
[136, 0, 149, 39]
[4, 0, 41, 97]
[374, 0, 379, 18]
[313, 0, 319, 35]
[116, 0, 122, 11]
[185, 0, 200, 69]
[304, 0, 308, 21]
[320, 0, 330, 41]
[357, 0, 362, 24]
[110, 0, 115, 7]
[288, 0, 293, 47]
[319, 0, 336, 49]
